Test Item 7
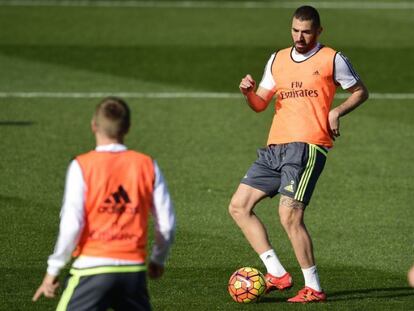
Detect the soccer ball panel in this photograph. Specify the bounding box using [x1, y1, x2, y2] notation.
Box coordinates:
[254, 281, 262, 290]
[233, 280, 242, 289]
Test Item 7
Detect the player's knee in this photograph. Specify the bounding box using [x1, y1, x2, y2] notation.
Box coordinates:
[228, 199, 241, 218]
[279, 212, 293, 230]
[279, 209, 301, 232]
[228, 197, 249, 220]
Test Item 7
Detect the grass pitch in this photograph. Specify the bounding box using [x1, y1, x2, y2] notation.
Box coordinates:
[0, 2, 413, 310]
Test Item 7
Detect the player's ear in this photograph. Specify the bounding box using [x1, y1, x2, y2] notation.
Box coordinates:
[91, 117, 98, 133]
[317, 26, 323, 36]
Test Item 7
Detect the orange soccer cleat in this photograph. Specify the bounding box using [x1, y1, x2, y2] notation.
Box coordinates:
[287, 286, 326, 303]
[264, 272, 293, 293]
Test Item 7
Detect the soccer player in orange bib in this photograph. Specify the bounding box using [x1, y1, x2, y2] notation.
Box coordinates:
[33, 97, 175, 310]
[229, 6, 368, 303]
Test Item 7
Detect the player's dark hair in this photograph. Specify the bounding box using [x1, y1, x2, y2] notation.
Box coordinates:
[293, 6, 321, 29]
[95, 96, 130, 139]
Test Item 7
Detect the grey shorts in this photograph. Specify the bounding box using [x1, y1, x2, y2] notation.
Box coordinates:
[57, 265, 151, 311]
[241, 143, 327, 205]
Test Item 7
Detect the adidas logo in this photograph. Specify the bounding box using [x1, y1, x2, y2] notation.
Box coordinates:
[104, 185, 131, 204]
[98, 185, 139, 214]
[284, 184, 294, 193]
[313, 70, 320, 75]
[284, 181, 295, 193]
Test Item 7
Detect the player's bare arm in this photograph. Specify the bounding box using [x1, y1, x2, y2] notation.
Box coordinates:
[239, 74, 274, 112]
[328, 80, 369, 138]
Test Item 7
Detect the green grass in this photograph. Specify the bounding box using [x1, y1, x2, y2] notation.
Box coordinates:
[0, 2, 413, 311]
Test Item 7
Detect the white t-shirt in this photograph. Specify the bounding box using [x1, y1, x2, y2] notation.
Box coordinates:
[46, 144, 176, 276]
[259, 43, 360, 91]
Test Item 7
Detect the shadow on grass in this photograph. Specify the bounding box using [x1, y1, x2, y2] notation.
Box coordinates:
[0, 45, 413, 93]
[0, 121, 34, 126]
[258, 296, 288, 303]
[328, 286, 414, 301]
[256, 287, 414, 304]
[0, 44, 271, 92]
[0, 194, 27, 204]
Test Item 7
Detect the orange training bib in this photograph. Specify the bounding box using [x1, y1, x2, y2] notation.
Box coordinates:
[73, 150, 155, 262]
[268, 46, 338, 148]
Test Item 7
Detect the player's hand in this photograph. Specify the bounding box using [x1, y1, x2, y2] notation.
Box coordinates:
[32, 273, 60, 301]
[328, 109, 340, 140]
[148, 261, 164, 279]
[239, 74, 256, 95]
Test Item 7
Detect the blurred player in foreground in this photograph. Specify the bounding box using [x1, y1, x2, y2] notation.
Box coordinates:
[33, 97, 175, 310]
[229, 5, 368, 303]
[408, 265, 414, 287]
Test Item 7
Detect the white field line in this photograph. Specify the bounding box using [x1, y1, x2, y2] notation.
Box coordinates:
[0, 0, 413, 9]
[0, 92, 413, 100]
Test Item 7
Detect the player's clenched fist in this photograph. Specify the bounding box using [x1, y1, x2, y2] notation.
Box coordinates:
[239, 74, 256, 95]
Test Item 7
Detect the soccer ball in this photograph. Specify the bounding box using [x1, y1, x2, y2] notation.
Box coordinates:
[228, 267, 266, 303]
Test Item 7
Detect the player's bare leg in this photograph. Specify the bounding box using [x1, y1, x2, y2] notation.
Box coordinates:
[279, 195, 325, 302]
[278, 195, 314, 268]
[228, 184, 270, 254]
[229, 185, 293, 293]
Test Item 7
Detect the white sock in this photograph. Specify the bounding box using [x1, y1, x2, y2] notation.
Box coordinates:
[259, 249, 287, 277]
[302, 265, 322, 292]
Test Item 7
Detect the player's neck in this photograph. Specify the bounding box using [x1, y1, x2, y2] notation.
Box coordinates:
[95, 133, 123, 147]
[292, 42, 321, 61]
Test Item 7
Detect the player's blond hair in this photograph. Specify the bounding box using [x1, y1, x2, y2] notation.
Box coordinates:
[94, 97, 130, 139]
